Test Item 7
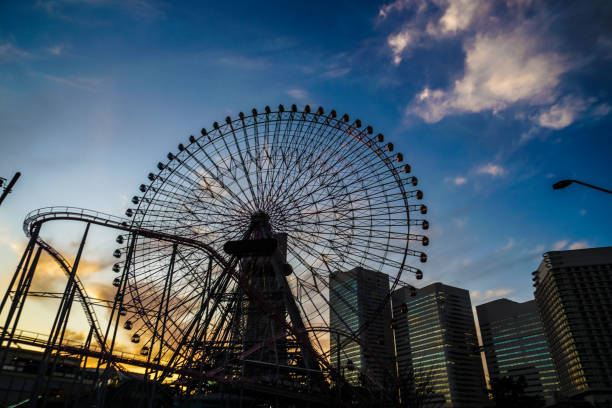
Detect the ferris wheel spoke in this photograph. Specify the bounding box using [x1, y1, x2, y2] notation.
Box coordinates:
[265, 114, 329, 208]
[230, 120, 261, 210]
[214, 126, 261, 211]
[287, 248, 362, 344]
[283, 139, 396, 209]
[119, 106, 428, 390]
[265, 115, 321, 206]
[280, 125, 374, 198]
[181, 138, 255, 214]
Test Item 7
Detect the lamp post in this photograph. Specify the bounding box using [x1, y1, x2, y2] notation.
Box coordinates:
[552, 179, 612, 195]
[0, 172, 21, 207]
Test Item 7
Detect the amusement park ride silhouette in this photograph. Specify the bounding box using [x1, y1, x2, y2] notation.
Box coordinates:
[0, 105, 429, 407]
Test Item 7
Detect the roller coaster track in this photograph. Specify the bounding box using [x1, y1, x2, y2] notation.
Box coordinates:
[21, 206, 228, 354]
[19, 207, 338, 390]
[2, 326, 331, 404]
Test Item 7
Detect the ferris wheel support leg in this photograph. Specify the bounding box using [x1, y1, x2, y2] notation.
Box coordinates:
[28, 223, 90, 408]
[269, 252, 319, 375]
[155, 262, 236, 384]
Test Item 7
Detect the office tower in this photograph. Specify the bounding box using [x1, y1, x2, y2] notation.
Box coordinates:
[329, 267, 394, 386]
[533, 246, 612, 403]
[391, 283, 487, 407]
[476, 298, 559, 403]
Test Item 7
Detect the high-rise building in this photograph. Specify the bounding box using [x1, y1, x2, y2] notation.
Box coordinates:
[533, 246, 612, 403]
[391, 282, 487, 407]
[476, 298, 559, 403]
[329, 267, 394, 387]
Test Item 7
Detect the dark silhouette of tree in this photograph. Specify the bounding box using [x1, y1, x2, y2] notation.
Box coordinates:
[394, 368, 444, 408]
[352, 367, 442, 408]
[490, 376, 545, 408]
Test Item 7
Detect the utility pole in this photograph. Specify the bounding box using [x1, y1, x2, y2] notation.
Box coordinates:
[0, 172, 21, 207]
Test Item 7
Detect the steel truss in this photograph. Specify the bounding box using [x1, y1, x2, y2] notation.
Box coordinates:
[0, 105, 429, 408]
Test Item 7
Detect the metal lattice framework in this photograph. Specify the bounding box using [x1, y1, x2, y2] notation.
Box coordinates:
[0, 104, 429, 407]
[115, 105, 429, 388]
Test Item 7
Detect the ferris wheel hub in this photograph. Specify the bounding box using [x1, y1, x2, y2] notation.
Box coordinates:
[249, 211, 273, 238]
[250, 211, 270, 226]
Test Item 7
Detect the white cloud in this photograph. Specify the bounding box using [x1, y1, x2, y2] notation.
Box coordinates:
[537, 95, 588, 129]
[218, 55, 269, 69]
[568, 241, 589, 250]
[592, 103, 611, 117]
[476, 163, 505, 177]
[379, 0, 420, 19]
[32, 71, 103, 92]
[518, 126, 540, 144]
[379, 1, 605, 133]
[553, 240, 568, 251]
[0, 42, 30, 61]
[382, 0, 485, 64]
[471, 288, 514, 303]
[453, 176, 467, 185]
[0, 225, 25, 255]
[445, 175, 467, 185]
[322, 67, 351, 78]
[500, 238, 515, 252]
[287, 88, 308, 100]
[388, 29, 418, 65]
[429, 0, 485, 36]
[453, 217, 468, 228]
[410, 27, 570, 122]
[37, 0, 165, 20]
[529, 244, 545, 255]
[46, 45, 64, 56]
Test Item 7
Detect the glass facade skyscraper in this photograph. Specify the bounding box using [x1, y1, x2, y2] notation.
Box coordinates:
[392, 283, 487, 407]
[329, 267, 394, 386]
[533, 246, 612, 403]
[476, 298, 559, 403]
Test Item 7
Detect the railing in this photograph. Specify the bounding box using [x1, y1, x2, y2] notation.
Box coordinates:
[14, 206, 228, 375]
[23, 207, 129, 236]
[0, 326, 167, 367]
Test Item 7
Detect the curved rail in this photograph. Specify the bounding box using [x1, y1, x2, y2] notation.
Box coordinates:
[23, 207, 230, 349]
[22, 209, 109, 350]
[21, 207, 230, 352]
[20, 207, 342, 389]
[23, 207, 228, 267]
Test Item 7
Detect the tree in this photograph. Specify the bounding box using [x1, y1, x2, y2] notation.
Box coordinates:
[490, 376, 545, 408]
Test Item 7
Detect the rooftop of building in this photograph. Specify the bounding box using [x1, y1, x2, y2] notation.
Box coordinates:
[476, 298, 538, 323]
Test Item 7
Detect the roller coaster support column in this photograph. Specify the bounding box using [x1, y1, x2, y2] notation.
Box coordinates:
[94, 234, 136, 408]
[70, 324, 94, 407]
[146, 243, 177, 408]
[0, 223, 39, 316]
[29, 223, 90, 408]
[0, 223, 41, 374]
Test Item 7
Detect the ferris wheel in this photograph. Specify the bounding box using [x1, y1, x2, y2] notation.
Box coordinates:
[112, 104, 428, 395]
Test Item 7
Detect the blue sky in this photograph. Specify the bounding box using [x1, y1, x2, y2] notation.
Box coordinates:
[0, 0, 611, 322]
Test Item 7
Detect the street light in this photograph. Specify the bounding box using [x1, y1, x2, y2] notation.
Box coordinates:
[0, 172, 21, 207]
[552, 179, 612, 195]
